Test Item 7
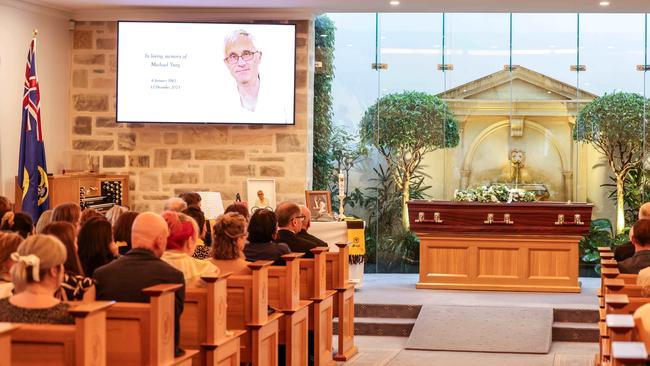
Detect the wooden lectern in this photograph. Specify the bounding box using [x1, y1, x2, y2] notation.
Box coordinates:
[408, 200, 593, 293]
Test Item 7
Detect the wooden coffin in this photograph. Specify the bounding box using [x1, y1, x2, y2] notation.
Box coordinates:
[407, 200, 594, 293]
[408, 200, 593, 236]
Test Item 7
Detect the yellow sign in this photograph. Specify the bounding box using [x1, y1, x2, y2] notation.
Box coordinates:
[346, 220, 365, 256]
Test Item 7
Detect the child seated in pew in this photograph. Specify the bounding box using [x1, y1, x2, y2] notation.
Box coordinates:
[161, 211, 219, 288]
[42, 222, 95, 301]
[244, 209, 289, 265]
[0, 234, 74, 324]
[210, 213, 251, 275]
[0, 232, 22, 298]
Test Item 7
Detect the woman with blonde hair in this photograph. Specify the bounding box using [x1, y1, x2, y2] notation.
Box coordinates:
[161, 211, 219, 288]
[34, 209, 53, 233]
[0, 234, 73, 324]
[210, 212, 251, 275]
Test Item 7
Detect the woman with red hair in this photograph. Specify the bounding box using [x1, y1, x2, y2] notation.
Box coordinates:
[160, 211, 219, 288]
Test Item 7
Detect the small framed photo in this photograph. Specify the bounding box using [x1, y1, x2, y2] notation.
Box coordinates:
[305, 190, 332, 216]
[247, 179, 276, 214]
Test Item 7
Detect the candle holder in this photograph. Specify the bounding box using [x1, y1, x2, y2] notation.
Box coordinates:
[338, 194, 346, 220]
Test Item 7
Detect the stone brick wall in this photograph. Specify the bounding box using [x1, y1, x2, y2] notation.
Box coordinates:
[69, 20, 313, 212]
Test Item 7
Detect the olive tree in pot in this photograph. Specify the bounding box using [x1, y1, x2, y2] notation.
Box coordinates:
[574, 92, 650, 234]
[360, 91, 460, 229]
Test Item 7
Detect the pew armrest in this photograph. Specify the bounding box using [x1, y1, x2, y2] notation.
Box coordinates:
[142, 283, 183, 296]
[602, 267, 620, 277]
[281, 253, 305, 261]
[606, 314, 635, 329]
[0, 322, 19, 335]
[309, 247, 330, 255]
[604, 279, 626, 289]
[605, 294, 630, 306]
[611, 342, 648, 360]
[248, 260, 274, 270]
[68, 300, 115, 318]
[201, 271, 233, 283]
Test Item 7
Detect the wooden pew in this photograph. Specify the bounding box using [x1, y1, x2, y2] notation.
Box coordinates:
[268, 253, 312, 366]
[182, 272, 246, 366]
[607, 304, 650, 366]
[227, 260, 283, 366]
[325, 243, 358, 362]
[105, 283, 198, 366]
[10, 301, 113, 366]
[300, 247, 337, 366]
[0, 323, 19, 366]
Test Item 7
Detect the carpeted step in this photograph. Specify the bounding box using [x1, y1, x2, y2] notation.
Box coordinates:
[405, 305, 553, 353]
[333, 316, 416, 337]
[552, 322, 599, 342]
[553, 308, 599, 323]
[355, 303, 421, 319]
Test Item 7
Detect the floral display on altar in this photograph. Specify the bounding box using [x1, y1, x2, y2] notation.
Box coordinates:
[454, 184, 537, 203]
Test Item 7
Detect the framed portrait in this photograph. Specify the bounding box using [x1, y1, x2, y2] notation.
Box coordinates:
[305, 190, 332, 216]
[247, 179, 276, 214]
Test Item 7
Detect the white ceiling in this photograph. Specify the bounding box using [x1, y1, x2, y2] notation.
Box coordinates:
[26, 0, 650, 14]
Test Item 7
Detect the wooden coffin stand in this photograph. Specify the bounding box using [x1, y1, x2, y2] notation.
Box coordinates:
[408, 200, 593, 293]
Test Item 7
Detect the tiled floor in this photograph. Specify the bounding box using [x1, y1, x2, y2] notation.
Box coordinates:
[355, 274, 599, 309]
[337, 337, 598, 366]
[334, 274, 601, 365]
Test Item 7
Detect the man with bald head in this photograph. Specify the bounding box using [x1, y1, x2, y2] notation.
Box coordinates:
[94, 212, 186, 356]
[275, 201, 322, 258]
[296, 205, 328, 248]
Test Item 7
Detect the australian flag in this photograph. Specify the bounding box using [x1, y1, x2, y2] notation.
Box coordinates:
[18, 36, 49, 222]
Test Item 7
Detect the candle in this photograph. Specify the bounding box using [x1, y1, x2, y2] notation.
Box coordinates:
[338, 172, 345, 195]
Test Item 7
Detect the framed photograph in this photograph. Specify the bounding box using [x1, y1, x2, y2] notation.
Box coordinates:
[305, 190, 332, 216]
[247, 179, 276, 214]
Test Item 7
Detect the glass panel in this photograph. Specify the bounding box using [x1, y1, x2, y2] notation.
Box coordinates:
[324, 13, 380, 273]
[578, 14, 646, 236]
[443, 13, 511, 90]
[375, 13, 444, 273]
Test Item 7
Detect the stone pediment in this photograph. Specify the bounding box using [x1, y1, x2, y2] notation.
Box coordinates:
[438, 65, 598, 101]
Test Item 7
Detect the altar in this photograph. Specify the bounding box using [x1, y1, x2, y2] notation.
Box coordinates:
[309, 221, 366, 288]
[407, 200, 593, 293]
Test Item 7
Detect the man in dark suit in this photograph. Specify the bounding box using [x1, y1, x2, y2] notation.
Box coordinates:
[93, 212, 186, 356]
[296, 205, 328, 248]
[276, 201, 321, 258]
[618, 219, 650, 274]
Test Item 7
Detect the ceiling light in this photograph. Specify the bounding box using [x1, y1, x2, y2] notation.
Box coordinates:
[390, 0, 400, 5]
[599, 1, 610, 6]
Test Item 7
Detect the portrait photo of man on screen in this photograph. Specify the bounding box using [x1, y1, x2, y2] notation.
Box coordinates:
[222, 29, 292, 124]
[223, 30, 262, 112]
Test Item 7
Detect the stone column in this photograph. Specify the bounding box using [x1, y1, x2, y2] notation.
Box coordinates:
[460, 170, 472, 190]
[562, 171, 573, 202]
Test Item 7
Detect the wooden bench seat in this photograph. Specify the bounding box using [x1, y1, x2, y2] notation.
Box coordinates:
[182, 272, 246, 366]
[268, 253, 311, 366]
[0, 323, 18, 365]
[325, 243, 357, 362]
[10, 301, 113, 366]
[300, 247, 336, 366]
[227, 260, 283, 366]
[105, 283, 198, 366]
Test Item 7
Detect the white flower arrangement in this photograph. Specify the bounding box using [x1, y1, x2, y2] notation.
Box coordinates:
[454, 184, 536, 203]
